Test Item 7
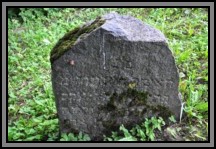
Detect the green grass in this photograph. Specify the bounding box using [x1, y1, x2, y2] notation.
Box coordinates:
[8, 8, 208, 141]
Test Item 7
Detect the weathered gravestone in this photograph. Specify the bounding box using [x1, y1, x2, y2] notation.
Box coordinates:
[50, 13, 182, 140]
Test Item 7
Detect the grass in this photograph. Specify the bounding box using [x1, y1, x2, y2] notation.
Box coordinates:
[8, 8, 208, 141]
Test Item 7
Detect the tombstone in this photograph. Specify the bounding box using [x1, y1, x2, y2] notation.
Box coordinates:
[50, 13, 182, 141]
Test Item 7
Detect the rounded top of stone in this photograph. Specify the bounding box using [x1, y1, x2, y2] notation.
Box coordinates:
[101, 12, 167, 43]
[50, 12, 169, 63]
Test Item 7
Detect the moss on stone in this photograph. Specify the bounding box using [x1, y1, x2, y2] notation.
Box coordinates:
[127, 88, 148, 105]
[50, 17, 106, 63]
[100, 87, 174, 131]
[151, 104, 173, 119]
[101, 87, 173, 119]
[102, 119, 118, 131]
[104, 88, 149, 112]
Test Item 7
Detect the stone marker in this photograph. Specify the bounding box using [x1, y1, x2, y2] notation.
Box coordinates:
[50, 12, 182, 140]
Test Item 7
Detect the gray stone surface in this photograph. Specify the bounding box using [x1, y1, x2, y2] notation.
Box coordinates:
[50, 13, 182, 140]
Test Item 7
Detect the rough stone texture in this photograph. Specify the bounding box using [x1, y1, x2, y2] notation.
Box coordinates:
[50, 13, 182, 140]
